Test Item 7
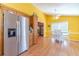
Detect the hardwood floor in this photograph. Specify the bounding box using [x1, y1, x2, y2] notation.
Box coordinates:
[20, 37, 79, 56]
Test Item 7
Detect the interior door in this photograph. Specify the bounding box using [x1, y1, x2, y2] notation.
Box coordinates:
[4, 11, 18, 56]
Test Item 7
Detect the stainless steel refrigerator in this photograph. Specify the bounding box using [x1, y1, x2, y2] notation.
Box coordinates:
[4, 11, 29, 56]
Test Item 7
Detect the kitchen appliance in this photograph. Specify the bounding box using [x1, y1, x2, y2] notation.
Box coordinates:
[4, 11, 29, 56]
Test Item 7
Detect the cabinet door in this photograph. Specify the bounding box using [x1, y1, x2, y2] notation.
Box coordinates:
[29, 33, 33, 47]
[33, 15, 38, 44]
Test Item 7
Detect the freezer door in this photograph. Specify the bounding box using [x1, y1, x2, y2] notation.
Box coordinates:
[18, 16, 29, 54]
[4, 11, 18, 56]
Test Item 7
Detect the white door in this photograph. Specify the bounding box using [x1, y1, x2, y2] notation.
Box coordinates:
[4, 11, 18, 56]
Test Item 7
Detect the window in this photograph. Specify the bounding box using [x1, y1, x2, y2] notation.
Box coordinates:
[51, 21, 69, 35]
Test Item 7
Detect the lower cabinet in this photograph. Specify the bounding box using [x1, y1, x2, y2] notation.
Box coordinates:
[29, 32, 34, 47]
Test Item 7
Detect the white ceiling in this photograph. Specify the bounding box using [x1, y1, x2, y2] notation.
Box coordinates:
[33, 3, 79, 16]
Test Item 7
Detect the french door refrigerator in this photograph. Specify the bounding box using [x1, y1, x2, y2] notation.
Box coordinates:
[4, 11, 29, 56]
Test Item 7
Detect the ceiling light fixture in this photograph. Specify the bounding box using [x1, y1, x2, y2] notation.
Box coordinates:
[54, 9, 61, 19]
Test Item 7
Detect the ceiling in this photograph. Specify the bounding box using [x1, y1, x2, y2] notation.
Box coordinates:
[33, 3, 79, 16]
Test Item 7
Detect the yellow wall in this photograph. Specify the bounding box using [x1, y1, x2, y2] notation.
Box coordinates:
[44, 15, 79, 41]
[3, 3, 79, 41]
[2, 3, 46, 22]
[52, 16, 79, 41]
[1, 3, 46, 37]
[2, 3, 35, 16]
[45, 15, 53, 37]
